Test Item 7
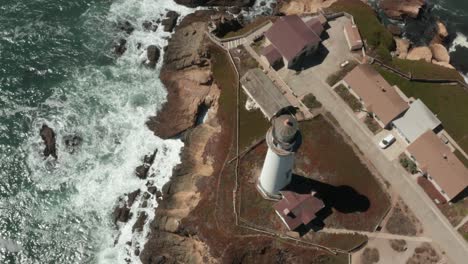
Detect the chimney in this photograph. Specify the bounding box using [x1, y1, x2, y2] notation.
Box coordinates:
[443, 154, 448, 160]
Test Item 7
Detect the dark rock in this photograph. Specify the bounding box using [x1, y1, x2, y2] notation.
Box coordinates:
[127, 189, 141, 207]
[132, 212, 148, 232]
[142, 201, 148, 208]
[113, 206, 131, 224]
[162, 11, 180, 32]
[212, 15, 243, 38]
[137, 42, 142, 50]
[229, 6, 242, 14]
[134, 248, 140, 256]
[387, 24, 402, 36]
[260, 1, 266, 6]
[142, 20, 158, 32]
[174, 0, 255, 8]
[156, 189, 162, 199]
[145, 45, 161, 68]
[118, 21, 135, 34]
[40, 124, 57, 159]
[135, 149, 158, 179]
[113, 38, 127, 56]
[148, 186, 157, 194]
[151, 255, 168, 264]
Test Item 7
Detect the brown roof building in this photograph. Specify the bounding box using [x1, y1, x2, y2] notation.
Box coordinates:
[407, 130, 468, 201]
[306, 17, 325, 37]
[273, 191, 325, 231]
[263, 15, 322, 69]
[344, 22, 363, 51]
[343, 64, 409, 127]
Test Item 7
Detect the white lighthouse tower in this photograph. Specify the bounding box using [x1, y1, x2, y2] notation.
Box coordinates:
[257, 114, 302, 199]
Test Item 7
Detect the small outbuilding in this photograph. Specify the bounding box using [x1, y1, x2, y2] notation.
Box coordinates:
[274, 191, 325, 231]
[393, 99, 442, 143]
[344, 22, 363, 51]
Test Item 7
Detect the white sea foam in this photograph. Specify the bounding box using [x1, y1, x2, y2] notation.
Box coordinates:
[449, 32, 468, 53]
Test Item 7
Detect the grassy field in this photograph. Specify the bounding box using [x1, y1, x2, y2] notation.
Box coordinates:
[390, 58, 464, 81]
[375, 66, 468, 153]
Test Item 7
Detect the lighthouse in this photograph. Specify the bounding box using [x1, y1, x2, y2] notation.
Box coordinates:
[257, 114, 302, 199]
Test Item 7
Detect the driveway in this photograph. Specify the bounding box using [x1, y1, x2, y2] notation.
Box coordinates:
[373, 128, 407, 161]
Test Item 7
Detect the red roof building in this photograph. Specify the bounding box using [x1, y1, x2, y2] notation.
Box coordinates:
[262, 15, 322, 69]
[273, 191, 325, 230]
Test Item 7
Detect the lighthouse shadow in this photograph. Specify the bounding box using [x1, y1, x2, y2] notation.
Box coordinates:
[284, 174, 370, 234]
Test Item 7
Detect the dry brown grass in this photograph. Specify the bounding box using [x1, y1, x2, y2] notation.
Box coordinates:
[386, 200, 421, 236]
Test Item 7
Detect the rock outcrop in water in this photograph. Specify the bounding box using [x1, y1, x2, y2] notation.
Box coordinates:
[144, 45, 161, 68]
[40, 124, 57, 159]
[162, 11, 180, 32]
[175, 0, 255, 8]
[135, 149, 158, 179]
[379, 0, 426, 20]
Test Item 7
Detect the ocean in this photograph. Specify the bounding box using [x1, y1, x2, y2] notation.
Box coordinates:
[0, 0, 274, 263]
[368, 0, 468, 81]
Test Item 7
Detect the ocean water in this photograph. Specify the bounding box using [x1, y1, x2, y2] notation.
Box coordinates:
[368, 0, 468, 80]
[0, 0, 193, 263]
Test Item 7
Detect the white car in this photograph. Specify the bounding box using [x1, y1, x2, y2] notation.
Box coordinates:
[340, 60, 349, 68]
[379, 134, 396, 149]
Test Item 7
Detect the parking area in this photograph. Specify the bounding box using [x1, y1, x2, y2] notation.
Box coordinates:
[279, 16, 358, 97]
[373, 128, 408, 161]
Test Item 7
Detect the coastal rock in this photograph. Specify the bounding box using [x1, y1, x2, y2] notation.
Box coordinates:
[135, 150, 158, 179]
[379, 0, 426, 20]
[174, 0, 255, 8]
[387, 24, 402, 36]
[40, 124, 57, 159]
[407, 46, 432, 62]
[118, 21, 135, 35]
[127, 189, 141, 207]
[144, 45, 161, 68]
[113, 38, 127, 56]
[162, 22, 209, 70]
[430, 43, 450, 63]
[113, 206, 131, 224]
[279, 0, 337, 15]
[132, 212, 148, 232]
[211, 15, 243, 38]
[395, 37, 411, 59]
[162, 11, 180, 32]
[142, 20, 158, 32]
[432, 60, 455, 69]
[436, 20, 448, 39]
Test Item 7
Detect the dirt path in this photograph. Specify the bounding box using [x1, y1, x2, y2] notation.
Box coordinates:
[321, 228, 432, 242]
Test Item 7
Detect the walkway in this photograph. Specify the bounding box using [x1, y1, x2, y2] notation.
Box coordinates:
[322, 228, 432, 243]
[287, 74, 468, 263]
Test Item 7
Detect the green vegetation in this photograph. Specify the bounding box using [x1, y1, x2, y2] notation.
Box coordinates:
[328, 0, 394, 61]
[326, 60, 358, 86]
[399, 155, 418, 174]
[223, 17, 271, 39]
[239, 91, 269, 151]
[364, 116, 382, 134]
[302, 93, 322, 110]
[334, 84, 362, 112]
[454, 150, 468, 168]
[210, 45, 237, 115]
[375, 66, 468, 153]
[391, 58, 464, 81]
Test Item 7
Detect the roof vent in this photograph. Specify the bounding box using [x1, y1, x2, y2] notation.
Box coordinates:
[443, 154, 448, 160]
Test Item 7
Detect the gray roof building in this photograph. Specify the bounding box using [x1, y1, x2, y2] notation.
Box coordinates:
[393, 99, 442, 143]
[240, 69, 291, 120]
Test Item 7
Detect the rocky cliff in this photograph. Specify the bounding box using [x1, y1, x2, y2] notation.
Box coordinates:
[379, 0, 426, 20]
[175, 0, 255, 8]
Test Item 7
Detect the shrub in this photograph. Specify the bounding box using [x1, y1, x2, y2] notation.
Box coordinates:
[399, 156, 418, 174]
[334, 84, 363, 112]
[390, 239, 407, 252]
[361, 248, 379, 264]
[303, 94, 322, 110]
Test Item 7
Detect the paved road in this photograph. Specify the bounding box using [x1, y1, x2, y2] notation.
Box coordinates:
[285, 75, 468, 263]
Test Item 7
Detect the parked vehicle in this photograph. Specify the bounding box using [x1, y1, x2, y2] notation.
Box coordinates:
[379, 134, 396, 149]
[340, 60, 349, 68]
